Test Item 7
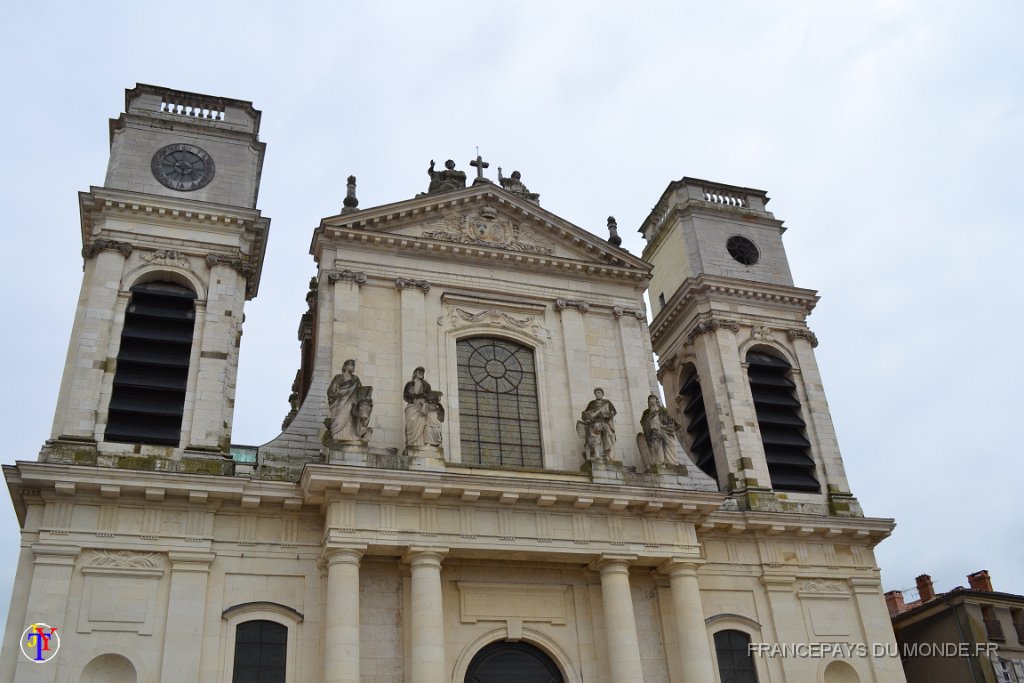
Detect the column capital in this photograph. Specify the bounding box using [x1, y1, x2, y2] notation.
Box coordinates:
[322, 544, 366, 567]
[403, 546, 449, 568]
[30, 543, 80, 566]
[657, 557, 705, 578]
[168, 552, 216, 572]
[589, 553, 637, 575]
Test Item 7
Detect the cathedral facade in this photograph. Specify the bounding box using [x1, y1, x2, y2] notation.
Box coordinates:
[1, 85, 906, 683]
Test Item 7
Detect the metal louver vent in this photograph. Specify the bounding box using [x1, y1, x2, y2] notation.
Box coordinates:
[746, 351, 820, 492]
[105, 282, 196, 446]
[679, 368, 717, 483]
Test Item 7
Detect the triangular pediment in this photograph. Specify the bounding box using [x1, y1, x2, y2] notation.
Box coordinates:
[316, 184, 650, 273]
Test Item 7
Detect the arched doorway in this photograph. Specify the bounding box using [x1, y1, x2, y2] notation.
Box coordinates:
[465, 641, 564, 683]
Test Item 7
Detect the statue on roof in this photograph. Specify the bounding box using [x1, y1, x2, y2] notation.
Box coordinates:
[498, 168, 540, 204]
[426, 159, 467, 195]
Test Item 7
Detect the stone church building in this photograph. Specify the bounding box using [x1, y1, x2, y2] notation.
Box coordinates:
[1, 85, 907, 683]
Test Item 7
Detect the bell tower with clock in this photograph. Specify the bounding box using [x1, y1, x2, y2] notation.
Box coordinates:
[46, 84, 270, 467]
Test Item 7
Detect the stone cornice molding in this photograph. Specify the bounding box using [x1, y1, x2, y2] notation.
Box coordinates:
[650, 274, 819, 347]
[395, 277, 431, 292]
[78, 187, 269, 297]
[79, 188, 265, 238]
[300, 464, 724, 521]
[699, 509, 895, 545]
[316, 225, 650, 283]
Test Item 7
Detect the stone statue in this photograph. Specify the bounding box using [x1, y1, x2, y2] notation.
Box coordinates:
[327, 359, 374, 441]
[497, 167, 540, 203]
[404, 367, 445, 447]
[576, 388, 616, 460]
[637, 394, 682, 469]
[426, 159, 467, 194]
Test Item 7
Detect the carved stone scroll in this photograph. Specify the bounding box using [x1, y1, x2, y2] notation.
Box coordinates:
[787, 328, 819, 348]
[327, 270, 367, 284]
[395, 277, 431, 292]
[555, 298, 590, 314]
[82, 239, 133, 259]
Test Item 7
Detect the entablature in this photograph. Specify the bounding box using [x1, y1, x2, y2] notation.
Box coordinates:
[650, 273, 819, 349]
[78, 186, 269, 297]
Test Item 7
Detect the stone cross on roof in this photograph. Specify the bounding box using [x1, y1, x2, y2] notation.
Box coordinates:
[470, 153, 490, 186]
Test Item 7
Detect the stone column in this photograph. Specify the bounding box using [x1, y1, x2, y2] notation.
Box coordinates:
[13, 544, 80, 682]
[324, 546, 365, 683]
[660, 559, 715, 683]
[159, 552, 216, 683]
[405, 547, 448, 683]
[397, 279, 429, 380]
[52, 247, 128, 440]
[187, 262, 239, 450]
[593, 555, 645, 683]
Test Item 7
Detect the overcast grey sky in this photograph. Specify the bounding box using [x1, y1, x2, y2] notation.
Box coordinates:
[1, 0, 1021, 636]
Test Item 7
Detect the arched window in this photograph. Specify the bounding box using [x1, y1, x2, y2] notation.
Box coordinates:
[465, 641, 564, 683]
[232, 620, 287, 683]
[105, 281, 196, 445]
[745, 350, 820, 492]
[678, 363, 717, 483]
[81, 654, 137, 683]
[714, 629, 759, 683]
[457, 337, 542, 468]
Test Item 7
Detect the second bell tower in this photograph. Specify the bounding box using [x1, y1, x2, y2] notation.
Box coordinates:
[46, 84, 270, 466]
[642, 178, 861, 516]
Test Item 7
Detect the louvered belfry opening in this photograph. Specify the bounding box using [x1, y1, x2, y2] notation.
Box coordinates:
[105, 281, 196, 446]
[678, 364, 718, 483]
[745, 350, 820, 492]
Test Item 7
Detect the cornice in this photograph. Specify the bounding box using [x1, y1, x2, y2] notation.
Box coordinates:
[650, 274, 819, 346]
[317, 226, 650, 283]
[78, 187, 269, 298]
[312, 185, 651, 276]
[6, 461, 304, 510]
[300, 463, 725, 520]
[699, 509, 895, 544]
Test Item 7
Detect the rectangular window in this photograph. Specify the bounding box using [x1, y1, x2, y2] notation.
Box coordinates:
[982, 605, 1006, 641]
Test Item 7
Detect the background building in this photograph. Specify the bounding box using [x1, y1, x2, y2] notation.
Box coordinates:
[2, 85, 906, 683]
[887, 571, 1024, 682]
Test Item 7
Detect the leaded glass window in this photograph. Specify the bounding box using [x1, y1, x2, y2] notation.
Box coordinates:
[457, 337, 542, 468]
[714, 630, 759, 683]
[465, 641, 564, 683]
[232, 620, 286, 683]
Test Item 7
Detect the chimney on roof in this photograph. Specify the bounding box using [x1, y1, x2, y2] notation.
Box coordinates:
[916, 574, 935, 602]
[884, 590, 906, 615]
[968, 570, 993, 592]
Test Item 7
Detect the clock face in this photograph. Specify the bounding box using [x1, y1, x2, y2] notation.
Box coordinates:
[151, 143, 215, 191]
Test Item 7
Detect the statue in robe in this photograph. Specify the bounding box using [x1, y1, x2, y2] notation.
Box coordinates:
[576, 387, 617, 460]
[327, 359, 374, 441]
[426, 159, 467, 194]
[637, 394, 682, 469]
[404, 367, 445, 447]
